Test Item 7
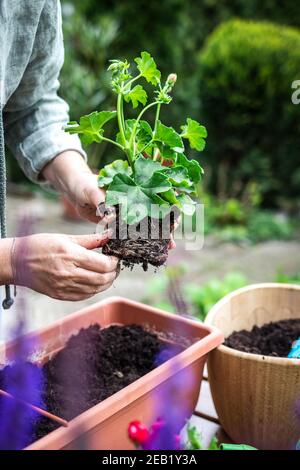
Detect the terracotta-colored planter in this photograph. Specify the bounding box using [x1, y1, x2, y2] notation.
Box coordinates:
[0, 297, 223, 450]
[205, 283, 300, 450]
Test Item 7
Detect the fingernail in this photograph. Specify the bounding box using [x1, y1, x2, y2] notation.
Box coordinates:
[97, 203, 115, 217]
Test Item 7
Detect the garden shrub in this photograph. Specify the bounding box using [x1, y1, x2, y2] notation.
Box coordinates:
[214, 211, 294, 244]
[61, 0, 300, 132]
[246, 211, 293, 242]
[201, 189, 294, 243]
[198, 19, 300, 206]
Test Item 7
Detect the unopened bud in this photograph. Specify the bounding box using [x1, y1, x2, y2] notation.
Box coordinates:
[167, 73, 177, 84]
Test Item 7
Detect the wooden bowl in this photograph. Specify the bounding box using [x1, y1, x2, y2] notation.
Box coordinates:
[205, 283, 300, 450]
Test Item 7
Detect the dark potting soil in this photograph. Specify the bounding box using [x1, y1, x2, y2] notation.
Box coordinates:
[102, 205, 176, 271]
[0, 324, 180, 448]
[224, 319, 300, 357]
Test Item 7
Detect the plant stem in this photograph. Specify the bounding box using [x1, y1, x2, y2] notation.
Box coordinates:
[153, 148, 160, 161]
[154, 103, 161, 135]
[130, 101, 160, 152]
[101, 136, 124, 151]
[117, 93, 126, 145]
[120, 95, 125, 130]
[152, 103, 161, 157]
[139, 139, 154, 156]
[117, 90, 133, 166]
[123, 74, 142, 91]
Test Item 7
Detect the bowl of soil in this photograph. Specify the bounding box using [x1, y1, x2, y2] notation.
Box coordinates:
[205, 283, 300, 450]
[0, 297, 222, 450]
[205, 284, 300, 450]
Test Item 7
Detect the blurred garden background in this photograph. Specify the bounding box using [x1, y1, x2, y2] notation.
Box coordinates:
[3, 0, 300, 334]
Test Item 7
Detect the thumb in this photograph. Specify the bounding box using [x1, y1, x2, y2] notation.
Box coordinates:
[87, 184, 105, 208]
[70, 230, 112, 250]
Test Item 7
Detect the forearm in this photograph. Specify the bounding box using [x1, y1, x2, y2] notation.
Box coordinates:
[0, 238, 14, 285]
[42, 150, 93, 198]
[4, 1, 86, 186]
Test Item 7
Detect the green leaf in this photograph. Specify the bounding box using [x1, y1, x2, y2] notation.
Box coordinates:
[134, 156, 163, 184]
[106, 175, 170, 225]
[176, 193, 196, 216]
[135, 51, 161, 86]
[150, 194, 173, 219]
[160, 189, 179, 205]
[208, 436, 220, 451]
[181, 118, 207, 151]
[116, 119, 136, 148]
[157, 145, 177, 160]
[105, 157, 171, 224]
[134, 156, 170, 194]
[186, 425, 203, 450]
[154, 121, 184, 154]
[64, 111, 117, 146]
[81, 133, 99, 146]
[116, 120, 153, 153]
[176, 153, 204, 184]
[106, 174, 150, 224]
[136, 121, 153, 153]
[82, 111, 117, 131]
[138, 121, 153, 144]
[142, 171, 171, 195]
[160, 166, 193, 190]
[124, 84, 147, 108]
[98, 160, 132, 188]
[116, 119, 135, 144]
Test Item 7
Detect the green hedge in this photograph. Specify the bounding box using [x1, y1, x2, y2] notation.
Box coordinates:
[198, 19, 300, 205]
[63, 0, 300, 130]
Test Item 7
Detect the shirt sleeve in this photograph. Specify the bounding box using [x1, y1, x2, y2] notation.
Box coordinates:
[3, 0, 86, 184]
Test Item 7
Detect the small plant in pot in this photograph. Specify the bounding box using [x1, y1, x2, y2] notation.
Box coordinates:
[65, 52, 207, 270]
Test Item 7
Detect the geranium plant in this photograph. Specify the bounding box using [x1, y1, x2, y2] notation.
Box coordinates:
[65, 52, 207, 269]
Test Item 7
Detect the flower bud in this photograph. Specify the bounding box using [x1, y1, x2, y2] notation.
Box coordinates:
[167, 73, 177, 84]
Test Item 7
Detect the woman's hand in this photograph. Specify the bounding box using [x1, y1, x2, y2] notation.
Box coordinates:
[41, 150, 179, 247]
[12, 231, 119, 301]
[67, 170, 105, 223]
[42, 151, 105, 223]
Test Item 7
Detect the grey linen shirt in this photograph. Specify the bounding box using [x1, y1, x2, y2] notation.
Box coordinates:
[0, 0, 86, 309]
[0, 0, 85, 184]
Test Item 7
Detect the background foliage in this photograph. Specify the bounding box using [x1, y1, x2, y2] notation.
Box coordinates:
[198, 20, 300, 206]
[60, 0, 300, 208]
[7, 0, 300, 211]
[143, 267, 300, 321]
